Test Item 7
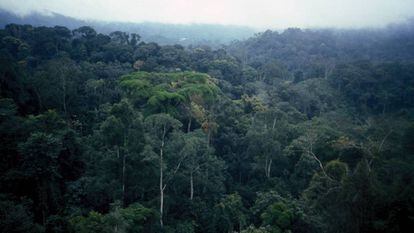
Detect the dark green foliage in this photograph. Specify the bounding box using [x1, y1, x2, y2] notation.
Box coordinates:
[0, 194, 43, 233]
[1, 23, 414, 233]
[69, 202, 155, 233]
[214, 193, 247, 233]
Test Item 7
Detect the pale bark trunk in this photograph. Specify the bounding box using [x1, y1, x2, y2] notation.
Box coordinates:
[159, 125, 166, 228]
[187, 117, 192, 133]
[122, 134, 128, 206]
[309, 151, 330, 179]
[267, 159, 272, 178]
[190, 171, 194, 200]
[265, 157, 272, 178]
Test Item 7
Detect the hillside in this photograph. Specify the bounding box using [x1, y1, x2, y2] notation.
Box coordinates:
[0, 22, 414, 233]
[0, 8, 256, 47]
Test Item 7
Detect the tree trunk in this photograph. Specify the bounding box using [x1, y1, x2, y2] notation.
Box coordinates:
[267, 159, 272, 178]
[190, 171, 194, 200]
[34, 89, 43, 112]
[265, 157, 272, 178]
[38, 179, 47, 226]
[187, 117, 192, 133]
[122, 152, 126, 206]
[61, 73, 67, 117]
[159, 125, 166, 228]
[207, 128, 211, 146]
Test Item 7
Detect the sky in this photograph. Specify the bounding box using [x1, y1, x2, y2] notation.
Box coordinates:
[1, 0, 414, 29]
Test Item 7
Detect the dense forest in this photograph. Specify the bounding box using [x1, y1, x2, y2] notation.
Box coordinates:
[0, 9, 255, 46]
[0, 22, 414, 233]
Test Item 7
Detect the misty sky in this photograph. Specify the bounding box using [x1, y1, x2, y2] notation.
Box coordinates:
[1, 0, 413, 29]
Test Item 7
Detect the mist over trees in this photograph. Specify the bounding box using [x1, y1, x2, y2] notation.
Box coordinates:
[0, 9, 255, 47]
[0, 19, 414, 233]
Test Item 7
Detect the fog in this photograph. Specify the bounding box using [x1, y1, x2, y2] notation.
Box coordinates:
[1, 0, 414, 29]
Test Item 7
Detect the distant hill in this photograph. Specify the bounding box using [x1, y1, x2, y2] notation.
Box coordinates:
[0, 8, 256, 46]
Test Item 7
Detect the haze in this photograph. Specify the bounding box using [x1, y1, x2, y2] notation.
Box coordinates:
[1, 0, 414, 29]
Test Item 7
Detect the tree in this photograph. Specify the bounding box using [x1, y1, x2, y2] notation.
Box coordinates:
[214, 193, 246, 233]
[69, 201, 155, 233]
[302, 160, 349, 232]
[100, 100, 145, 205]
[245, 109, 292, 179]
[261, 202, 295, 233]
[30, 57, 82, 117]
[144, 113, 182, 227]
[15, 110, 84, 227]
[178, 130, 223, 200]
[0, 194, 43, 233]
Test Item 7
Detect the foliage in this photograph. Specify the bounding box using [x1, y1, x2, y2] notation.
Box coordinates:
[1, 23, 414, 233]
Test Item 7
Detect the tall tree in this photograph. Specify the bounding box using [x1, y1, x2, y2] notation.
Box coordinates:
[144, 113, 182, 227]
